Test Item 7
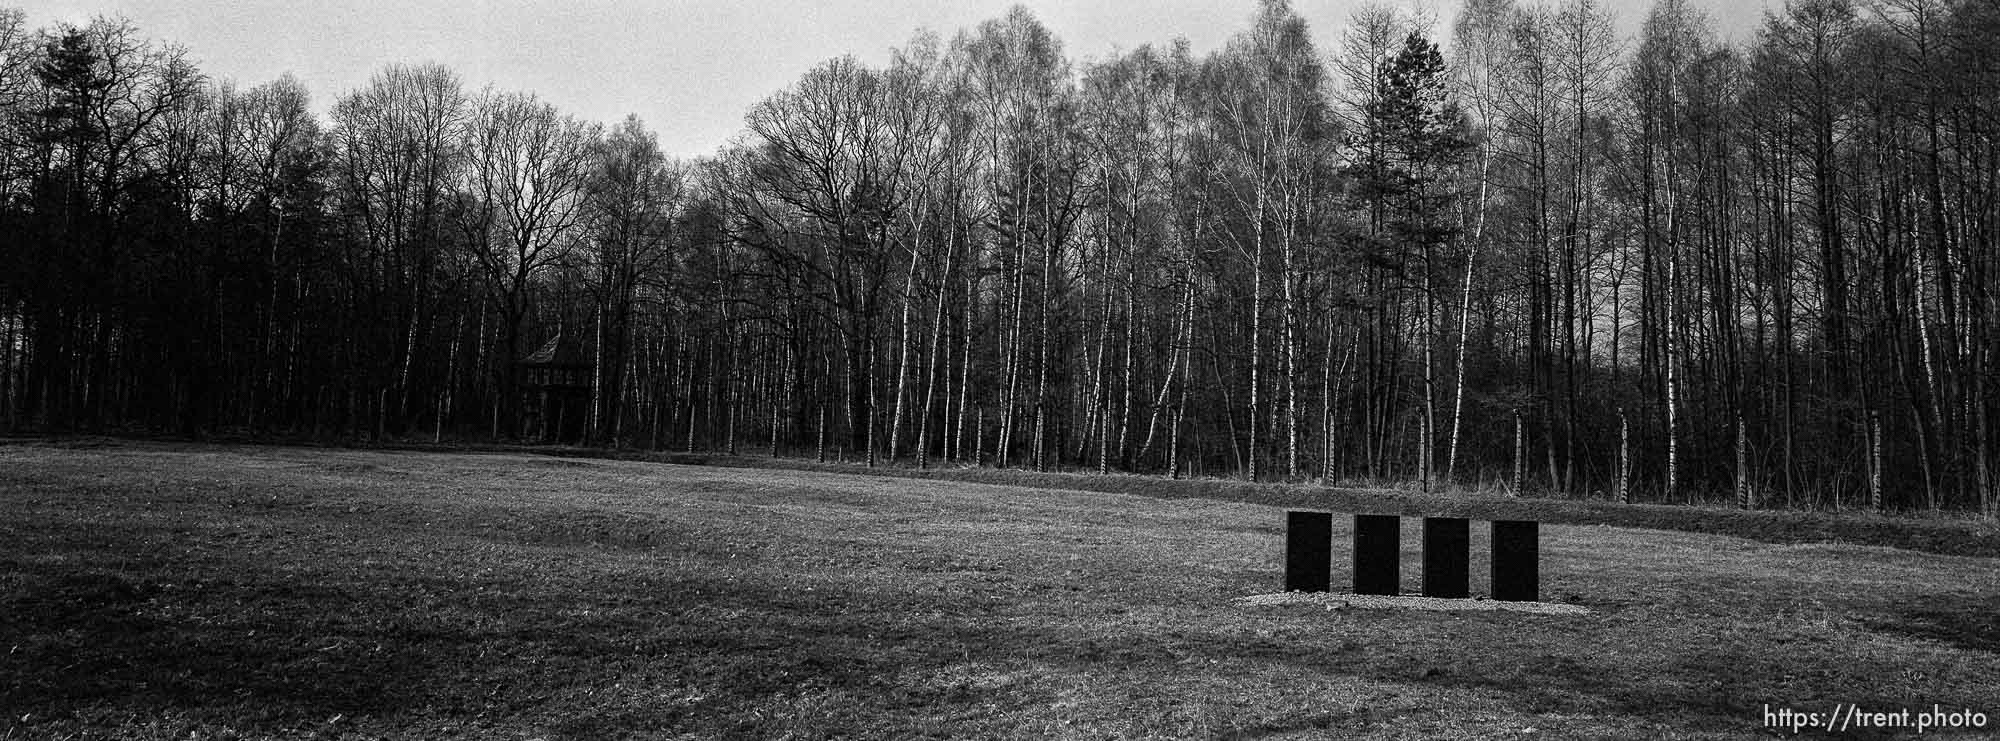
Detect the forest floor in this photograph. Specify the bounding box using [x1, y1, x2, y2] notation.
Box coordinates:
[2, 439, 1997, 739]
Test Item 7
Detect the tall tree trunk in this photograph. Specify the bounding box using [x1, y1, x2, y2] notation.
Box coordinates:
[888, 239, 922, 463]
[917, 234, 955, 470]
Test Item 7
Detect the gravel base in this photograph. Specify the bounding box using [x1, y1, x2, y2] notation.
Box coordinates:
[1237, 591, 1592, 615]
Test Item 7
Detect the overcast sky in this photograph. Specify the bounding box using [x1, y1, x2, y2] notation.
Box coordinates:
[16, 0, 1775, 159]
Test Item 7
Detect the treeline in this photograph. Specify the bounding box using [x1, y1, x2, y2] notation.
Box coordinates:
[0, 0, 1994, 515]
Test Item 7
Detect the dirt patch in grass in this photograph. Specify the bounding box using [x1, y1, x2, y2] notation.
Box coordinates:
[1238, 592, 1593, 615]
[2, 440, 1996, 739]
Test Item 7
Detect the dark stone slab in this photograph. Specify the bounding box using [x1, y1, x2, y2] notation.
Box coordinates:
[1422, 517, 1470, 598]
[1352, 514, 1401, 595]
[1492, 520, 1540, 602]
[1284, 511, 1332, 593]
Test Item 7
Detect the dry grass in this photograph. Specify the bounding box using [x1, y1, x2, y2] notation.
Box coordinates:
[1, 440, 1996, 739]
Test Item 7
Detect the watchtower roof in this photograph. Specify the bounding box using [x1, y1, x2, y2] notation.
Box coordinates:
[521, 333, 591, 368]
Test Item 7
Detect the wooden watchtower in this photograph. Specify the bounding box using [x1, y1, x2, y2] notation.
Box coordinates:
[519, 333, 592, 443]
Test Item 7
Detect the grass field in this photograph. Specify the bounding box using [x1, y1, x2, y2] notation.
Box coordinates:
[2, 441, 1996, 739]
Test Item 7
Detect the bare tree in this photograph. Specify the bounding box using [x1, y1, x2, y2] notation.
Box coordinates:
[458, 89, 598, 438]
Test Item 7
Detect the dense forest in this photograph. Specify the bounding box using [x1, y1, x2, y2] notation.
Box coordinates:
[0, 0, 1995, 515]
